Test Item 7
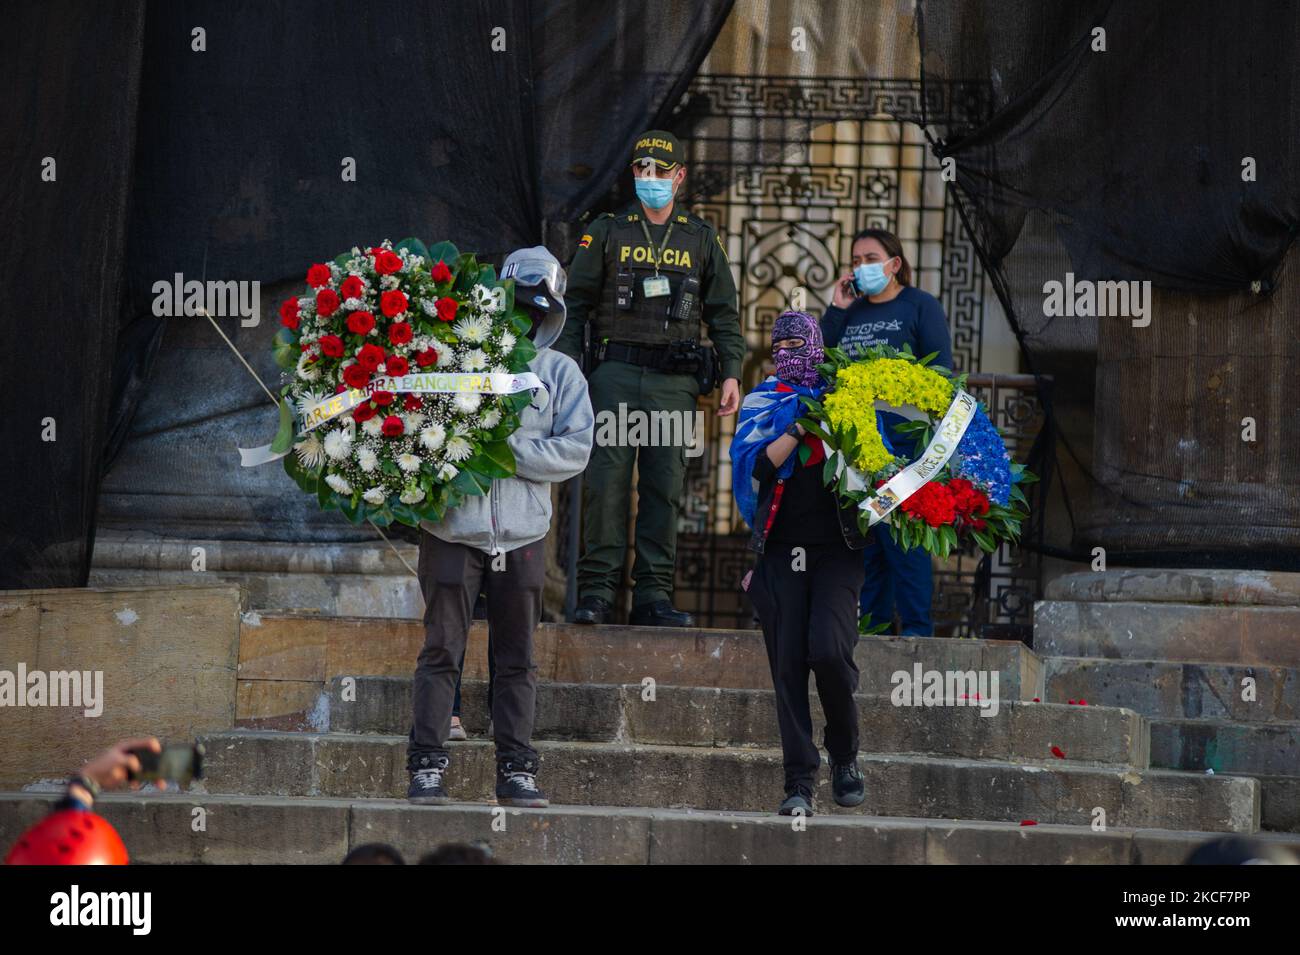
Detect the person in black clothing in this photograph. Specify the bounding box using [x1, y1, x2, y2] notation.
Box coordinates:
[731, 309, 871, 816]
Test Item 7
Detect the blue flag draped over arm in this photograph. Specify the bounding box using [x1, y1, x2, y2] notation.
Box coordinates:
[729, 376, 824, 528]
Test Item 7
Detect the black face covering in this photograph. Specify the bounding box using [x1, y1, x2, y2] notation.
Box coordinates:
[521, 302, 547, 340]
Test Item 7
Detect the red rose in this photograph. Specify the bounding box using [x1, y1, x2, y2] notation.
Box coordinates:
[435, 296, 458, 322]
[388, 322, 413, 345]
[415, 347, 438, 368]
[374, 250, 403, 276]
[403, 394, 422, 411]
[431, 260, 452, 284]
[380, 290, 409, 317]
[357, 343, 386, 372]
[346, 310, 376, 336]
[279, 297, 300, 329]
[306, 263, 332, 288]
[318, 334, 344, 358]
[335, 383, 347, 394]
[341, 275, 366, 300]
[371, 391, 394, 407]
[381, 415, 404, 437]
[316, 288, 340, 316]
[352, 401, 377, 423]
[342, 364, 371, 389]
[386, 355, 409, 376]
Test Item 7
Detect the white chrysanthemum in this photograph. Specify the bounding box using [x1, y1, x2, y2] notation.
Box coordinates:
[481, 408, 502, 429]
[325, 473, 352, 495]
[295, 390, 326, 418]
[435, 346, 454, 368]
[500, 331, 517, 351]
[397, 453, 422, 473]
[362, 416, 383, 437]
[460, 348, 487, 371]
[323, 429, 352, 460]
[444, 434, 473, 462]
[437, 462, 459, 482]
[420, 423, 447, 451]
[402, 413, 426, 432]
[400, 485, 426, 504]
[452, 315, 490, 344]
[357, 447, 379, 473]
[293, 433, 325, 469]
[363, 487, 387, 505]
[453, 392, 482, 413]
[490, 364, 508, 376]
[296, 353, 321, 381]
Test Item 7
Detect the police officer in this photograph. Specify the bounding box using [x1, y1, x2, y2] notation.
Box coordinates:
[557, 130, 744, 627]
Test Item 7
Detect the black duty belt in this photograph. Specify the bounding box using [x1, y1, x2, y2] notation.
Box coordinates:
[597, 340, 678, 370]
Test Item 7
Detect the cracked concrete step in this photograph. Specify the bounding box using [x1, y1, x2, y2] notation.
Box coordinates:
[196, 731, 1259, 832]
[1043, 657, 1299, 723]
[5, 792, 1292, 865]
[323, 677, 1149, 769]
[1034, 600, 1300, 667]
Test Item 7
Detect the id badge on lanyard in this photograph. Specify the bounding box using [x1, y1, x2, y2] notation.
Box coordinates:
[639, 218, 675, 299]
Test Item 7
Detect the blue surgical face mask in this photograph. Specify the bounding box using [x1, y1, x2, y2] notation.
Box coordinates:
[635, 175, 676, 210]
[853, 261, 894, 296]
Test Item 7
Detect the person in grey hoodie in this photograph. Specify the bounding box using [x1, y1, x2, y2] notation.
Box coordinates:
[407, 246, 594, 808]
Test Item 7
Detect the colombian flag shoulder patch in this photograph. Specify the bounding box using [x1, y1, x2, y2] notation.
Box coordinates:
[578, 233, 593, 249]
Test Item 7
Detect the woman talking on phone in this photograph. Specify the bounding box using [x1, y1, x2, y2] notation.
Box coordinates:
[820, 228, 953, 637]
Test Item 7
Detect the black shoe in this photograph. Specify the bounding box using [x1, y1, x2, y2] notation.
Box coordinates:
[831, 760, 865, 808]
[628, 600, 695, 628]
[778, 785, 815, 816]
[407, 754, 451, 805]
[572, 596, 612, 625]
[496, 756, 549, 808]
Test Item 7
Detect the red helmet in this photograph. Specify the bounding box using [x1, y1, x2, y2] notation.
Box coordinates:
[4, 810, 129, 865]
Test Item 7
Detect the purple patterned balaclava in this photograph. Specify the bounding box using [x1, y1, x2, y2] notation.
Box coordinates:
[772, 310, 825, 387]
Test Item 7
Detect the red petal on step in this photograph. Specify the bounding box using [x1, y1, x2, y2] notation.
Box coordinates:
[1032, 697, 1041, 703]
[1067, 699, 1076, 705]
[1078, 699, 1088, 706]
[1019, 820, 1038, 826]
[1051, 746, 1066, 759]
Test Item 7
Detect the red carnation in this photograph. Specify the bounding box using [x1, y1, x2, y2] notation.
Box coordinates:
[341, 275, 366, 300]
[415, 347, 438, 368]
[902, 482, 957, 528]
[318, 334, 344, 358]
[279, 297, 300, 329]
[316, 288, 340, 317]
[306, 263, 332, 288]
[342, 364, 371, 389]
[352, 401, 377, 423]
[347, 310, 376, 336]
[388, 322, 413, 345]
[374, 250, 403, 276]
[380, 290, 408, 318]
[357, 343, 386, 372]
[434, 296, 458, 322]
[403, 394, 423, 411]
[431, 260, 452, 284]
[386, 355, 409, 376]
[381, 415, 404, 437]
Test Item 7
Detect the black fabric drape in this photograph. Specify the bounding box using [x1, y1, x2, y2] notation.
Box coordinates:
[1, 0, 732, 587]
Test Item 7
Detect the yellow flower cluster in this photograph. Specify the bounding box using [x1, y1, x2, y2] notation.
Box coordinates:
[823, 359, 954, 474]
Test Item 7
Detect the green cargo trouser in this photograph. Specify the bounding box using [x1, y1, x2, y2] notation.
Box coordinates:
[578, 358, 699, 606]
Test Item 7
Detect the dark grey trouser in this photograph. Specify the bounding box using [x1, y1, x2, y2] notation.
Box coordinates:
[407, 531, 544, 770]
[746, 541, 865, 793]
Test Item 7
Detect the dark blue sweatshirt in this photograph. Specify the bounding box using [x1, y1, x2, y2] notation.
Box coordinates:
[820, 285, 953, 370]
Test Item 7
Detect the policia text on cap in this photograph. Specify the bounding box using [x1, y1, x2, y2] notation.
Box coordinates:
[556, 130, 744, 628]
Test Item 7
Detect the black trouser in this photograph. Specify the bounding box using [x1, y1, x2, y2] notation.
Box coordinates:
[746, 541, 865, 793]
[407, 532, 544, 769]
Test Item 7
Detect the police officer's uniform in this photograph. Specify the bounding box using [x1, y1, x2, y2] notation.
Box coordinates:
[557, 130, 744, 626]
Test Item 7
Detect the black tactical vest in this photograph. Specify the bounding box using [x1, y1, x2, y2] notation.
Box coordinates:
[595, 209, 709, 346]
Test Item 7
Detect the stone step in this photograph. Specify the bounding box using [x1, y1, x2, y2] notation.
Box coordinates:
[324, 677, 1149, 769]
[1045, 568, 1300, 607]
[237, 612, 1045, 725]
[1043, 657, 1300, 723]
[8, 792, 1297, 865]
[1149, 718, 1300, 777]
[1034, 600, 1300, 667]
[196, 731, 1259, 832]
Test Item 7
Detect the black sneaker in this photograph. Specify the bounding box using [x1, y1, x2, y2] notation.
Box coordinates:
[496, 757, 549, 808]
[778, 785, 815, 816]
[628, 600, 695, 628]
[831, 760, 865, 807]
[407, 755, 451, 805]
[572, 596, 612, 625]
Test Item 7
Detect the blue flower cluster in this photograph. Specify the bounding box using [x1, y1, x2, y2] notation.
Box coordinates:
[953, 407, 1012, 505]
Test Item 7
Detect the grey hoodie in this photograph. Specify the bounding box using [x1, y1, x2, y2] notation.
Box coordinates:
[420, 252, 594, 554]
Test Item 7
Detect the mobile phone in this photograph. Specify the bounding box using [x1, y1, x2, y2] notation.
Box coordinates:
[127, 742, 205, 785]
